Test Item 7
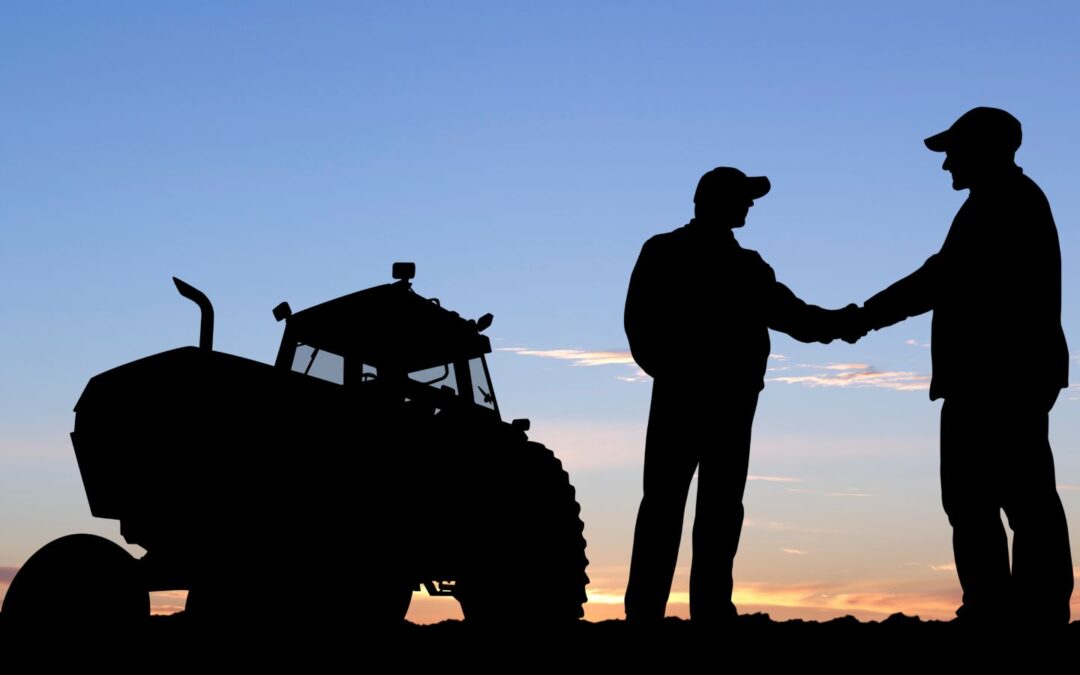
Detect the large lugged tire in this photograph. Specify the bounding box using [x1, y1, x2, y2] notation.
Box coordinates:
[455, 440, 589, 623]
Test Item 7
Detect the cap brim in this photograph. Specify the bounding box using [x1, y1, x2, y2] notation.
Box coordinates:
[924, 130, 950, 152]
[746, 176, 771, 199]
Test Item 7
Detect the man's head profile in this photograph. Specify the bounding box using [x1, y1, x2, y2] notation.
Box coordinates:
[694, 167, 771, 228]
[925, 107, 1021, 190]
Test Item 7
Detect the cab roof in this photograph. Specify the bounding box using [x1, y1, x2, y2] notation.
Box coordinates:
[284, 281, 492, 373]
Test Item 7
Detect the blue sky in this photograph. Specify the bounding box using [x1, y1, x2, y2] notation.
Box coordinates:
[3, 2, 1080, 620]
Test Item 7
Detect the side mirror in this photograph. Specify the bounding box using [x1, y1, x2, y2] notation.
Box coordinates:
[273, 302, 292, 322]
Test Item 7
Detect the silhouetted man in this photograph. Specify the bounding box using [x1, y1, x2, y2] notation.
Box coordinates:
[623, 167, 861, 623]
[858, 107, 1073, 624]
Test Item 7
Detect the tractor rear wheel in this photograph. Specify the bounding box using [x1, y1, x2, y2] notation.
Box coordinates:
[2, 534, 148, 631]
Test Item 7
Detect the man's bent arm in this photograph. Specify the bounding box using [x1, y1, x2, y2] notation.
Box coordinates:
[766, 276, 841, 344]
[625, 239, 668, 378]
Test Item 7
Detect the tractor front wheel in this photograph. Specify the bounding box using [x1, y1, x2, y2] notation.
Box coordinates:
[455, 441, 588, 624]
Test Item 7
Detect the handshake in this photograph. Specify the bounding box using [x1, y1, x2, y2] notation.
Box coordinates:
[819, 304, 872, 345]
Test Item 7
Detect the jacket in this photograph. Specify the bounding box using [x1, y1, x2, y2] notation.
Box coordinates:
[625, 220, 835, 391]
[863, 167, 1068, 400]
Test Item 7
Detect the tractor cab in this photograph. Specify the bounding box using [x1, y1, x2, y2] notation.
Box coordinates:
[272, 263, 500, 416]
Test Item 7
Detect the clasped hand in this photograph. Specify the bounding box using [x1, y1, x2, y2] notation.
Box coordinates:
[820, 304, 870, 345]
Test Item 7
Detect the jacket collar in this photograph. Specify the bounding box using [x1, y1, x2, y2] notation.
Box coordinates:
[684, 219, 738, 245]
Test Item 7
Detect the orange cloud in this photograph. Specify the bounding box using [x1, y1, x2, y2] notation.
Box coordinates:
[407, 593, 465, 624]
[579, 579, 963, 622]
[150, 590, 188, 615]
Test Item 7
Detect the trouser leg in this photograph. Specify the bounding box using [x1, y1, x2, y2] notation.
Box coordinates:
[690, 393, 758, 622]
[625, 388, 698, 622]
[940, 399, 1011, 621]
[1001, 397, 1073, 624]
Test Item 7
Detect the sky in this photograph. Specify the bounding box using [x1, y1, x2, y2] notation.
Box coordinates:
[3, 1, 1080, 622]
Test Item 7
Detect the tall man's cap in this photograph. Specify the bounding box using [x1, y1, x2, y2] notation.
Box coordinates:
[924, 107, 1022, 154]
[694, 167, 771, 204]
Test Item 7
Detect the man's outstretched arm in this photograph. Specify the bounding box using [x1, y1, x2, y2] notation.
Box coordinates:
[861, 254, 941, 331]
[764, 268, 865, 344]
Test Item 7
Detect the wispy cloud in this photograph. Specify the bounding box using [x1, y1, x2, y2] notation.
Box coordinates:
[781, 548, 808, 556]
[748, 475, 804, 483]
[500, 346, 651, 382]
[905, 339, 931, 349]
[499, 347, 635, 367]
[784, 487, 878, 498]
[742, 518, 846, 535]
[500, 345, 932, 391]
[1059, 484, 1080, 492]
[822, 363, 872, 371]
[930, 563, 957, 573]
[500, 347, 791, 384]
[769, 362, 930, 392]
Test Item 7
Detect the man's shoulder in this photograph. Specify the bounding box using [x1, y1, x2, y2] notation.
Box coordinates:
[642, 224, 691, 247]
[637, 225, 693, 263]
[978, 170, 1051, 211]
[1017, 172, 1052, 208]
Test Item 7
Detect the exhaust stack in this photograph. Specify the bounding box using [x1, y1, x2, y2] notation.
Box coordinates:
[173, 277, 214, 352]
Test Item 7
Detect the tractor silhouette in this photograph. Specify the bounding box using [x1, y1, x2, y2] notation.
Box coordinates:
[3, 264, 589, 628]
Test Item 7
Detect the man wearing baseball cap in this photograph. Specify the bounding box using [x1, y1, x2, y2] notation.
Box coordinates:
[623, 167, 863, 623]
[858, 107, 1073, 624]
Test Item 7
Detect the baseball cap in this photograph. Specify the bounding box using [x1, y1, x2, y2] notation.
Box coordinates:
[924, 107, 1022, 154]
[694, 167, 771, 204]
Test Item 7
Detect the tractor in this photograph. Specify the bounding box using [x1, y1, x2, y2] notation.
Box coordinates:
[3, 263, 589, 628]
